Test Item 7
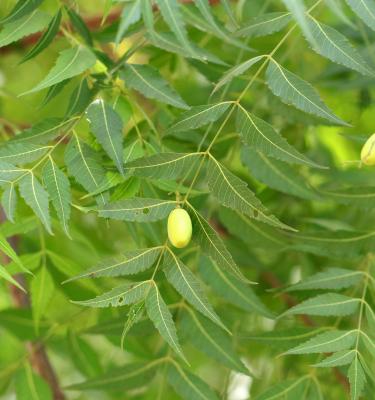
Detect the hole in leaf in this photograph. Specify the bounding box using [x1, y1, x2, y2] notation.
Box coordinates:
[143, 208, 150, 214]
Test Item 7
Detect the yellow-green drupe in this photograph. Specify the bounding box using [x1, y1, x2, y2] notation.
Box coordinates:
[167, 208, 192, 248]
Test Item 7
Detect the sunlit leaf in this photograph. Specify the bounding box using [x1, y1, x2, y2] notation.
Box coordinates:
[22, 46, 96, 95]
[0, 10, 50, 48]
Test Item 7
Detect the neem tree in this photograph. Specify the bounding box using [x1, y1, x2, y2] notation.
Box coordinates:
[0, 0, 375, 399]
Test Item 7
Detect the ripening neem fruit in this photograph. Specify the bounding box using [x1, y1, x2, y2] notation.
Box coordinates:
[167, 208, 192, 248]
[361, 133, 375, 166]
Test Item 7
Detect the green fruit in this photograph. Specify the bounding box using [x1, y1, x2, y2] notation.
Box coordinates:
[167, 208, 192, 248]
[361, 133, 375, 166]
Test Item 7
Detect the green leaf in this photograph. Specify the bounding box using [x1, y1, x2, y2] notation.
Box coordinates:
[0, 263, 25, 292]
[199, 256, 274, 318]
[242, 327, 329, 350]
[48, 251, 98, 293]
[242, 148, 320, 200]
[282, 0, 317, 48]
[31, 265, 54, 332]
[141, 0, 154, 30]
[0, 10, 50, 48]
[73, 281, 151, 308]
[235, 12, 292, 38]
[288, 229, 375, 258]
[282, 293, 360, 317]
[121, 302, 145, 350]
[345, 0, 375, 31]
[67, 331, 102, 378]
[120, 63, 189, 109]
[365, 303, 375, 332]
[265, 59, 348, 125]
[219, 208, 287, 250]
[67, 360, 160, 391]
[319, 187, 375, 209]
[86, 99, 124, 174]
[40, 80, 70, 107]
[189, 206, 248, 283]
[285, 330, 357, 355]
[348, 356, 366, 400]
[19, 173, 52, 233]
[147, 31, 225, 65]
[313, 349, 356, 367]
[15, 364, 52, 400]
[65, 78, 98, 117]
[221, 0, 239, 31]
[155, 0, 192, 55]
[42, 157, 71, 236]
[206, 155, 292, 230]
[167, 362, 219, 400]
[236, 107, 323, 168]
[126, 152, 203, 180]
[306, 16, 374, 76]
[65, 247, 162, 281]
[181, 310, 248, 374]
[116, 0, 141, 44]
[0, 231, 27, 273]
[255, 376, 310, 400]
[20, 9, 62, 63]
[64, 135, 107, 205]
[163, 250, 226, 330]
[98, 198, 176, 222]
[0, 0, 44, 24]
[192, 0, 248, 50]
[1, 184, 17, 222]
[326, 0, 355, 27]
[168, 102, 231, 132]
[0, 143, 50, 165]
[285, 267, 363, 291]
[22, 46, 96, 95]
[146, 283, 187, 362]
[65, 6, 93, 46]
[0, 161, 26, 181]
[213, 55, 264, 93]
